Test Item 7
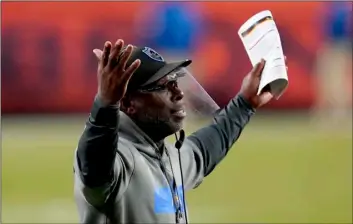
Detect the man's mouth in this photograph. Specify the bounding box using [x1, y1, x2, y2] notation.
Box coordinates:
[171, 108, 187, 118]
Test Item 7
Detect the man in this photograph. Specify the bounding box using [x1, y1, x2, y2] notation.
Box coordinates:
[74, 39, 277, 224]
[313, 2, 352, 127]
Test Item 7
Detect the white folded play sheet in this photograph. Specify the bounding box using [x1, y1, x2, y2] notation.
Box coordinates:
[238, 10, 288, 99]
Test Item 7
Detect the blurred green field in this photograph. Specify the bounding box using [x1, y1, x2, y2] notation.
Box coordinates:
[2, 114, 352, 223]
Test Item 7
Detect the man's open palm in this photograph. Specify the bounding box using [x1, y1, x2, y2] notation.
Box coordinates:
[93, 39, 141, 106]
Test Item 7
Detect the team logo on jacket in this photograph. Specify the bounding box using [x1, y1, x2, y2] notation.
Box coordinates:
[154, 185, 184, 214]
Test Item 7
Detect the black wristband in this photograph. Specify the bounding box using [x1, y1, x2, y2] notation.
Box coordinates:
[237, 94, 256, 115]
[89, 95, 120, 127]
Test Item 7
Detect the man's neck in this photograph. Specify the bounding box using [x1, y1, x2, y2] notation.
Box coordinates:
[134, 120, 166, 150]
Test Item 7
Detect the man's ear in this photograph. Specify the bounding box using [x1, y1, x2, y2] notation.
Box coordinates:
[121, 95, 136, 115]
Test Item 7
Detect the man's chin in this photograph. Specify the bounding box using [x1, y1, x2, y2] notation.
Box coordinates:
[169, 119, 185, 134]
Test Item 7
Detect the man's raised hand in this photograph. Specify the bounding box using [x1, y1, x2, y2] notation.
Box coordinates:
[93, 39, 141, 106]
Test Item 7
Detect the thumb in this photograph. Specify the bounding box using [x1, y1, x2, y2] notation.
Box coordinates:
[93, 49, 103, 61]
[251, 59, 265, 77]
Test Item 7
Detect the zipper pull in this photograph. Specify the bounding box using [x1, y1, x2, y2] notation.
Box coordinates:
[176, 210, 183, 223]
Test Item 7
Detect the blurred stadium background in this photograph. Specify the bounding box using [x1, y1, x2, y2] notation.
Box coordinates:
[1, 2, 352, 223]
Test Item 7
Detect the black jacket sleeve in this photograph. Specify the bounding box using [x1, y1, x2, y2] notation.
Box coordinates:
[187, 94, 255, 176]
[76, 95, 120, 188]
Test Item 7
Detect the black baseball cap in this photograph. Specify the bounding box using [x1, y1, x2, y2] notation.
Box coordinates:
[124, 46, 192, 91]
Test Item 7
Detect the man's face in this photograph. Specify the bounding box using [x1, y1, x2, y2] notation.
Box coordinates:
[127, 72, 186, 136]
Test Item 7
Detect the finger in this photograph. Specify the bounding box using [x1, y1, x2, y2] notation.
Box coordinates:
[102, 41, 112, 67]
[251, 59, 266, 77]
[258, 91, 273, 106]
[108, 39, 124, 69]
[122, 59, 141, 82]
[93, 49, 103, 61]
[116, 44, 133, 71]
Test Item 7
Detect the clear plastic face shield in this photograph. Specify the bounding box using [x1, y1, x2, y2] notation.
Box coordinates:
[177, 68, 220, 123]
[139, 68, 220, 127]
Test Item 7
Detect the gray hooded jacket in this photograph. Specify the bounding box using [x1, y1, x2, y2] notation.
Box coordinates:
[74, 94, 254, 224]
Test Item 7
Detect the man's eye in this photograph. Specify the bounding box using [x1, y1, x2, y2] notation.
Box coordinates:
[169, 81, 178, 88]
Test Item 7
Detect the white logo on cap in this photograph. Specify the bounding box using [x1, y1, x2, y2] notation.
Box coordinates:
[142, 47, 164, 62]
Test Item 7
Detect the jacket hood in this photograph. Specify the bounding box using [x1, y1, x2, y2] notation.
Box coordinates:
[119, 111, 161, 159]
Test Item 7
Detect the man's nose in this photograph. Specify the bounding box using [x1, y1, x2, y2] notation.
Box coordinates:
[171, 87, 184, 102]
